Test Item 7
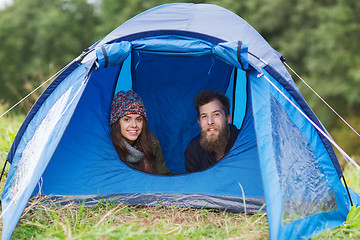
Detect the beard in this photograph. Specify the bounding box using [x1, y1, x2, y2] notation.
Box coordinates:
[200, 124, 230, 153]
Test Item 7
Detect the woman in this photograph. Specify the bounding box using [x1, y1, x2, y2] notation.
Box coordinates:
[110, 90, 171, 175]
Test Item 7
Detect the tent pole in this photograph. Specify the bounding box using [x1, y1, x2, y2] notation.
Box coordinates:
[0, 160, 8, 183]
[231, 68, 238, 124]
[341, 176, 353, 206]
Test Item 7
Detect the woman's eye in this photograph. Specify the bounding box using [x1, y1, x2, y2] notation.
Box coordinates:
[136, 118, 142, 122]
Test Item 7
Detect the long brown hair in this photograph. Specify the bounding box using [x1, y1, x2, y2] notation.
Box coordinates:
[110, 116, 155, 173]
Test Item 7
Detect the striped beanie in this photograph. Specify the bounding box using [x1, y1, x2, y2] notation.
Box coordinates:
[110, 90, 147, 125]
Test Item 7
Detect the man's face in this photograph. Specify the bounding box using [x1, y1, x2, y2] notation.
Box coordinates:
[198, 99, 231, 143]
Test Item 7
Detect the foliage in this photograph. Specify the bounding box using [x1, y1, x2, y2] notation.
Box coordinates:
[332, 117, 360, 157]
[346, 204, 360, 228]
[312, 204, 360, 239]
[312, 166, 360, 239]
[0, 2, 359, 238]
[234, 0, 360, 120]
[0, 0, 99, 112]
[0, 0, 359, 155]
[343, 163, 360, 194]
[0, 0, 359, 153]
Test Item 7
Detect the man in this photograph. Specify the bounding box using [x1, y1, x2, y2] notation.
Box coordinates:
[185, 90, 240, 173]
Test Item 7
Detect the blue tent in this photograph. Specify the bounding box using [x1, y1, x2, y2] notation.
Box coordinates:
[1, 3, 359, 239]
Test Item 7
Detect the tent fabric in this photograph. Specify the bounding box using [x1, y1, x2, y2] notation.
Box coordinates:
[1, 63, 91, 240]
[263, 64, 341, 176]
[6, 62, 81, 164]
[251, 70, 350, 238]
[95, 37, 248, 70]
[1, 3, 358, 240]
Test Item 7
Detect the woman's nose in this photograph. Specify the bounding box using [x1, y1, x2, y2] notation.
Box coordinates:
[130, 119, 137, 127]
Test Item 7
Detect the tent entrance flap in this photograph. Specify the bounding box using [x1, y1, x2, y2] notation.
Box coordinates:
[131, 51, 233, 173]
[105, 36, 249, 173]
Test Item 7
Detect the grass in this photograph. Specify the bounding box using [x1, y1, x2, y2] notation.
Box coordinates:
[11, 198, 269, 239]
[0, 104, 360, 239]
[0, 103, 24, 191]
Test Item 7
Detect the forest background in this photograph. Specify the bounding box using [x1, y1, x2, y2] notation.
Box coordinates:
[0, 0, 359, 161]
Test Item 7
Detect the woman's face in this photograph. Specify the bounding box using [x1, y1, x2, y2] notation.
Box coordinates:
[119, 114, 144, 144]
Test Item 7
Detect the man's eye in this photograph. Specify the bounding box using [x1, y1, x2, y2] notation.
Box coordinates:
[201, 115, 207, 119]
[214, 113, 220, 117]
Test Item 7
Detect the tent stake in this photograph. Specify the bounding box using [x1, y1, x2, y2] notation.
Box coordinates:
[0, 160, 7, 183]
[341, 176, 353, 206]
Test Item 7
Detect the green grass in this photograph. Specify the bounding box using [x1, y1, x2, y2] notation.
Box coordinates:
[1, 105, 360, 239]
[0, 104, 24, 191]
[10, 199, 269, 239]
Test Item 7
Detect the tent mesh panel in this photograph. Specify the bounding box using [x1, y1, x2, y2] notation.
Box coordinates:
[270, 96, 338, 225]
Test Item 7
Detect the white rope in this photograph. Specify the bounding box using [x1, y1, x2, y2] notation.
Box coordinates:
[260, 73, 360, 171]
[283, 61, 360, 138]
[0, 63, 72, 119]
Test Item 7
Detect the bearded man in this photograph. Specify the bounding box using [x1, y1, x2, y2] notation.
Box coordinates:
[184, 90, 240, 173]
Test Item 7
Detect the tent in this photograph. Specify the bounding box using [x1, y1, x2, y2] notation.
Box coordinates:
[1, 3, 359, 240]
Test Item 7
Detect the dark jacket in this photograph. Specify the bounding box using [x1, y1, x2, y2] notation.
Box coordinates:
[184, 124, 240, 173]
[125, 132, 171, 175]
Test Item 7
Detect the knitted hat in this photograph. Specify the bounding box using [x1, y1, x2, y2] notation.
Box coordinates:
[110, 90, 147, 125]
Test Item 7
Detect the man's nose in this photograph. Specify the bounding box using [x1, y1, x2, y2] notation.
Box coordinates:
[207, 116, 214, 125]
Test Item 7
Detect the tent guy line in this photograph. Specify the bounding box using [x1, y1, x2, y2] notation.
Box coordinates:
[250, 49, 359, 170]
[0, 62, 72, 119]
[260, 72, 360, 172]
[283, 61, 360, 138]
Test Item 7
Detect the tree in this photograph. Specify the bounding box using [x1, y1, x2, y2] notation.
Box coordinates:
[0, 0, 99, 111]
[0, 0, 358, 154]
